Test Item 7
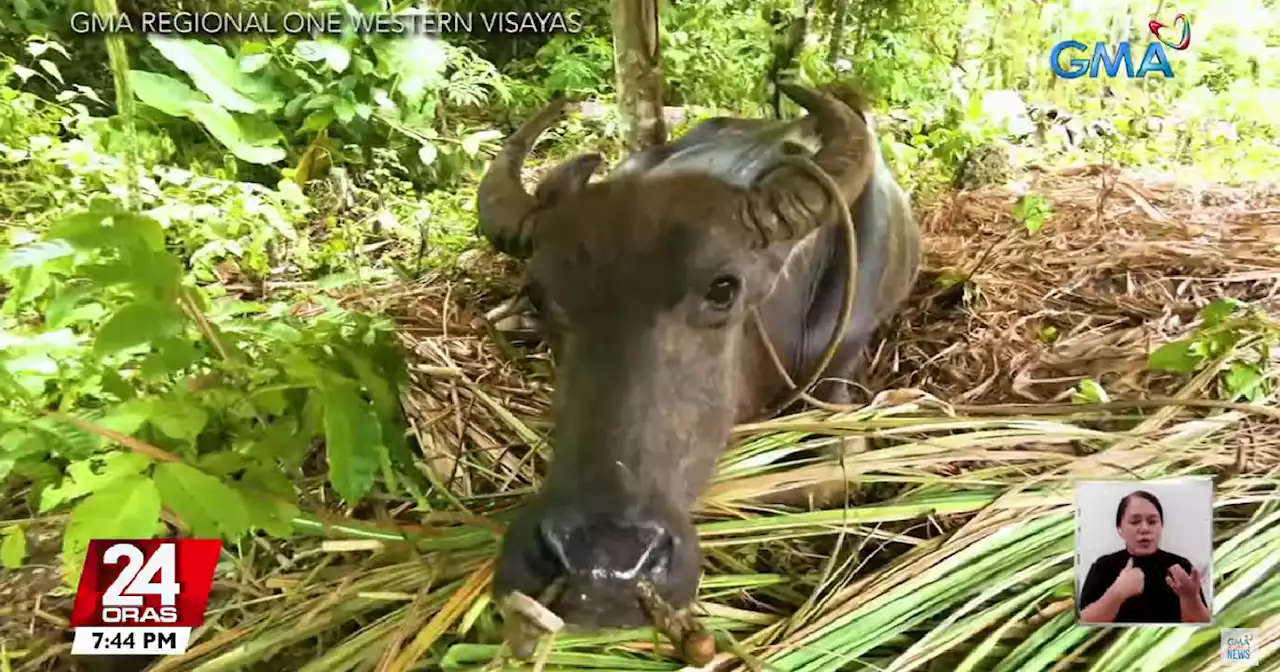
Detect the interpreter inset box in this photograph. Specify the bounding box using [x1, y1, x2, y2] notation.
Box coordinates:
[1074, 477, 1214, 626]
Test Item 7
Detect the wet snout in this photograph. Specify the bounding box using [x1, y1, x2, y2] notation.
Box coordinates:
[542, 513, 672, 580]
[495, 502, 701, 629]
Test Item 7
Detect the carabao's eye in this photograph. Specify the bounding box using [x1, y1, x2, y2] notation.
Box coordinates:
[704, 274, 741, 311]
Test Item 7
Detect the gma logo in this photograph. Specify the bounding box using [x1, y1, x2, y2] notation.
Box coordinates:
[1049, 41, 1175, 79]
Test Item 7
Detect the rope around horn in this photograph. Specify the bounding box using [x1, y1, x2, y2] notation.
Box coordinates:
[751, 152, 861, 419]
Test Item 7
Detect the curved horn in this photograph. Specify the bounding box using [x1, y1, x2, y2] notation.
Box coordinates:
[744, 83, 876, 246]
[477, 98, 570, 258]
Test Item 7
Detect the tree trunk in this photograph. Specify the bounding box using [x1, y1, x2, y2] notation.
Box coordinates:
[826, 0, 849, 64]
[611, 0, 666, 150]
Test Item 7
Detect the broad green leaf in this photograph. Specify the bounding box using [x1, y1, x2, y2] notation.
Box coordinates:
[240, 52, 272, 73]
[39, 451, 155, 513]
[149, 398, 209, 442]
[154, 462, 252, 540]
[323, 383, 382, 503]
[240, 489, 298, 538]
[94, 301, 177, 356]
[461, 130, 503, 156]
[62, 474, 163, 587]
[140, 337, 203, 380]
[187, 102, 287, 165]
[46, 284, 105, 329]
[373, 32, 446, 103]
[47, 210, 166, 254]
[334, 98, 356, 123]
[38, 58, 63, 84]
[1073, 379, 1109, 404]
[0, 240, 76, 272]
[0, 457, 14, 482]
[128, 249, 185, 298]
[417, 142, 438, 166]
[294, 40, 351, 73]
[236, 114, 285, 147]
[1223, 362, 1265, 402]
[3, 264, 50, 310]
[147, 36, 284, 113]
[98, 400, 154, 437]
[1201, 298, 1245, 327]
[1, 526, 26, 568]
[1147, 339, 1201, 374]
[301, 110, 335, 133]
[130, 70, 210, 117]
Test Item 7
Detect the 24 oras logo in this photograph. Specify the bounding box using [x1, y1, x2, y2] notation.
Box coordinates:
[1050, 13, 1191, 79]
[70, 539, 221, 656]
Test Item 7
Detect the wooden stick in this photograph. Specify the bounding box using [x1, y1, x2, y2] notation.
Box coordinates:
[501, 579, 566, 660]
[637, 581, 715, 667]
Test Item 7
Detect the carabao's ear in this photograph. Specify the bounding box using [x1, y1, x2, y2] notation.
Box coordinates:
[534, 152, 604, 208]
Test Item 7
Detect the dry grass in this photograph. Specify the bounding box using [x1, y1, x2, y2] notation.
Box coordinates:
[869, 164, 1280, 404]
[4, 165, 1280, 671]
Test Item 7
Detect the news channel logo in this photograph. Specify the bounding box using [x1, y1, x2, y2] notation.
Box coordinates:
[1221, 628, 1260, 666]
[1050, 13, 1191, 79]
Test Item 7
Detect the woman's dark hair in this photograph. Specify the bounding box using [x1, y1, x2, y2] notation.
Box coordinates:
[1115, 490, 1164, 527]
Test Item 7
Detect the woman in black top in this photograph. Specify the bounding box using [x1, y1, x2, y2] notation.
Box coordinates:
[1079, 490, 1211, 624]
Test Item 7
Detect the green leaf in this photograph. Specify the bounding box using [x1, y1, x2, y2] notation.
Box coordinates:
[301, 110, 335, 133]
[461, 130, 503, 156]
[37, 58, 62, 83]
[130, 70, 210, 117]
[62, 475, 163, 588]
[149, 398, 209, 442]
[334, 98, 356, 123]
[373, 33, 447, 103]
[417, 142, 438, 166]
[99, 400, 153, 436]
[1223, 362, 1265, 402]
[154, 462, 252, 540]
[0, 240, 76, 273]
[47, 210, 166, 254]
[38, 451, 155, 513]
[1201, 298, 1245, 327]
[240, 52, 272, 73]
[240, 489, 298, 538]
[147, 36, 284, 113]
[1147, 339, 1201, 374]
[327, 49, 351, 73]
[187, 102, 287, 165]
[140, 337, 202, 380]
[1, 526, 26, 569]
[46, 283, 105, 329]
[1072, 379, 1109, 404]
[323, 383, 382, 503]
[94, 301, 177, 356]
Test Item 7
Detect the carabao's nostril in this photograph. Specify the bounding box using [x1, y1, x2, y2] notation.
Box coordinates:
[633, 520, 673, 575]
[538, 511, 676, 580]
[538, 512, 580, 572]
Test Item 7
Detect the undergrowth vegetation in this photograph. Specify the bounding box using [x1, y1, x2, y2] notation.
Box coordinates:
[2, 0, 1279, 669]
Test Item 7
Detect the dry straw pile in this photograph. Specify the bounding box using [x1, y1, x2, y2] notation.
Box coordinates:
[874, 164, 1280, 404]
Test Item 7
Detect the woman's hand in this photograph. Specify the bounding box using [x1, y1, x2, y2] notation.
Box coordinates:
[1110, 558, 1145, 599]
[1167, 565, 1203, 601]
